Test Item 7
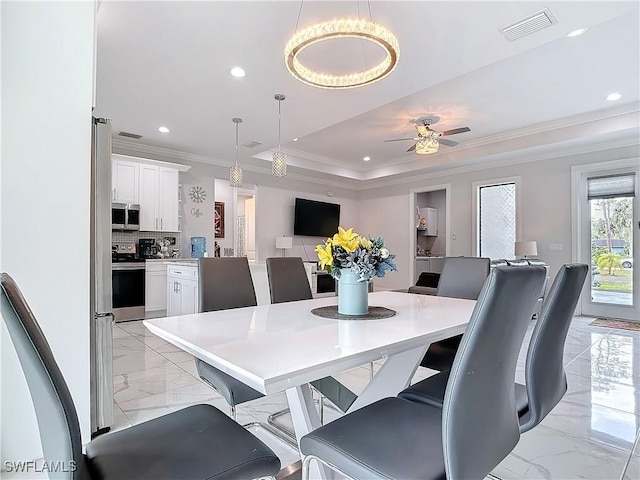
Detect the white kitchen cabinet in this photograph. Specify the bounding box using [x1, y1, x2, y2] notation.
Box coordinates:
[417, 207, 438, 236]
[167, 264, 198, 316]
[145, 262, 167, 312]
[112, 157, 139, 204]
[139, 164, 180, 232]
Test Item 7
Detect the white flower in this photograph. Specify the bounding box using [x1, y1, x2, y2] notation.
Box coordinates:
[380, 248, 389, 259]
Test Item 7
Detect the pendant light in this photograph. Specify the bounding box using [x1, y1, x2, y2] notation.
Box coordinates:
[229, 117, 243, 187]
[272, 94, 287, 177]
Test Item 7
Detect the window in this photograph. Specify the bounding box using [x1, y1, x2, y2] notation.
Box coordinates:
[475, 180, 518, 259]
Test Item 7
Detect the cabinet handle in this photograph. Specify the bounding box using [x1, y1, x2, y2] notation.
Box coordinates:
[155, 218, 158, 229]
[161, 218, 163, 230]
[113, 188, 116, 201]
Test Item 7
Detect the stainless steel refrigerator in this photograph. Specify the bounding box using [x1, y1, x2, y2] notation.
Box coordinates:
[90, 117, 114, 436]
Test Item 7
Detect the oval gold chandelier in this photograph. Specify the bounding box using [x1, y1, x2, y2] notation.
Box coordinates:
[284, 16, 399, 89]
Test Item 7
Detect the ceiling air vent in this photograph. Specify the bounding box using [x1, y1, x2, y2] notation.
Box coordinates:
[242, 140, 262, 148]
[118, 131, 142, 139]
[499, 8, 557, 42]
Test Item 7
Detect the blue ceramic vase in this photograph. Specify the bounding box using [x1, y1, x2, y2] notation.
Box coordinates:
[338, 268, 369, 315]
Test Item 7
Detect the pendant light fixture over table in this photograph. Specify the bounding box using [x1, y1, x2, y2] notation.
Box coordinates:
[272, 94, 287, 177]
[230, 118, 243, 187]
[284, 0, 399, 89]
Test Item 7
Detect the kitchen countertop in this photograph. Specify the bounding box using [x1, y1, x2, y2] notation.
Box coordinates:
[146, 257, 195, 262]
[416, 255, 445, 260]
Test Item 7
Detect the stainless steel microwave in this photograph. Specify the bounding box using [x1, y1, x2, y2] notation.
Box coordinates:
[112, 203, 140, 231]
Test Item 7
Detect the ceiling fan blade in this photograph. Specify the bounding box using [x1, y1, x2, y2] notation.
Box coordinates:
[384, 137, 418, 142]
[440, 126, 470, 136]
[439, 138, 459, 147]
[406, 144, 417, 152]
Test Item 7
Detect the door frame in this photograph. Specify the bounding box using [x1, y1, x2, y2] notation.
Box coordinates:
[571, 157, 639, 319]
[408, 183, 451, 287]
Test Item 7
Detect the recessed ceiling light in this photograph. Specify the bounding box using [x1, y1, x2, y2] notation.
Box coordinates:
[158, 126, 170, 133]
[292, 138, 298, 142]
[363, 156, 371, 162]
[230, 67, 246, 78]
[606, 92, 622, 101]
[567, 28, 587, 37]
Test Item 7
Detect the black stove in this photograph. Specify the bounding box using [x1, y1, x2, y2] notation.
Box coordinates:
[111, 243, 145, 263]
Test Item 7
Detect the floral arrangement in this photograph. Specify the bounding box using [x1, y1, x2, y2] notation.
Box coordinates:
[315, 227, 397, 282]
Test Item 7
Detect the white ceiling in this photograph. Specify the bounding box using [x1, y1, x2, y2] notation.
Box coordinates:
[95, 1, 640, 187]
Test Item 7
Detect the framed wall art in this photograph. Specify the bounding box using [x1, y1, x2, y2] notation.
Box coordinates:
[214, 201, 225, 238]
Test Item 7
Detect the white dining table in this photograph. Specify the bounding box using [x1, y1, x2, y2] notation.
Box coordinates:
[144, 291, 476, 475]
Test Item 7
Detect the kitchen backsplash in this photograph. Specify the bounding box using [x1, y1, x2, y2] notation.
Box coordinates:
[112, 230, 182, 253]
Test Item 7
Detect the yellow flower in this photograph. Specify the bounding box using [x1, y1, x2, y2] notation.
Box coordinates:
[359, 237, 372, 250]
[315, 242, 333, 270]
[332, 226, 360, 253]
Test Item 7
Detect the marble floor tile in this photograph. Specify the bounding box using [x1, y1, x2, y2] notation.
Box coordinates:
[622, 454, 639, 480]
[153, 342, 196, 363]
[175, 359, 199, 377]
[112, 335, 147, 355]
[498, 423, 630, 480]
[540, 398, 638, 452]
[112, 325, 133, 339]
[111, 401, 132, 433]
[564, 372, 640, 415]
[113, 363, 201, 403]
[112, 350, 170, 376]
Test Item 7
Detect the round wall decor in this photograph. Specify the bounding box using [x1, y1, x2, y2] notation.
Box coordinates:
[189, 186, 207, 203]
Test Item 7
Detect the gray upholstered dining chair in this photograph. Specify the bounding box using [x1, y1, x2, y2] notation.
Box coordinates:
[195, 257, 264, 419]
[299, 265, 546, 480]
[419, 256, 491, 372]
[399, 263, 588, 434]
[0, 272, 281, 480]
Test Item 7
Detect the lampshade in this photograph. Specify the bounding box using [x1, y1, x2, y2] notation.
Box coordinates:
[515, 241, 538, 258]
[275, 236, 293, 249]
[415, 131, 439, 154]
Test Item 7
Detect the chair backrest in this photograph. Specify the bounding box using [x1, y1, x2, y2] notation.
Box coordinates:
[265, 257, 313, 304]
[198, 257, 257, 312]
[520, 263, 588, 433]
[436, 256, 491, 300]
[1, 273, 86, 479]
[442, 266, 546, 479]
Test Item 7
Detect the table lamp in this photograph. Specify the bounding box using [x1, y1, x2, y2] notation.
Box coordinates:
[275, 236, 293, 257]
[515, 241, 538, 259]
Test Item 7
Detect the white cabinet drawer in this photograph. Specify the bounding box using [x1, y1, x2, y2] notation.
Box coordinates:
[167, 265, 198, 279]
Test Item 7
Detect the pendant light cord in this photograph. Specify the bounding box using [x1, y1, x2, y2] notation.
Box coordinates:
[295, 0, 304, 32]
[235, 122, 239, 167]
[277, 99, 282, 150]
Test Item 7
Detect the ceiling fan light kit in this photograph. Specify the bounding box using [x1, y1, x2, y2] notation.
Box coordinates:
[415, 132, 440, 154]
[272, 94, 287, 177]
[284, 17, 399, 89]
[385, 118, 470, 155]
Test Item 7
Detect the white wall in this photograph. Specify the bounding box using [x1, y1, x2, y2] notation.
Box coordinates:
[180, 167, 215, 258]
[214, 179, 236, 256]
[255, 186, 360, 262]
[360, 144, 640, 290]
[1, 0, 95, 463]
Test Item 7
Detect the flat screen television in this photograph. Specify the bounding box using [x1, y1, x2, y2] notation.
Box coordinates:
[293, 198, 340, 237]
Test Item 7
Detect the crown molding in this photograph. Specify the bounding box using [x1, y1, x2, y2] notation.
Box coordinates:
[357, 133, 639, 191]
[112, 139, 361, 190]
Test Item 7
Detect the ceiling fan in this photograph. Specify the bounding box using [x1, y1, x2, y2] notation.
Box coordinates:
[384, 117, 470, 154]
